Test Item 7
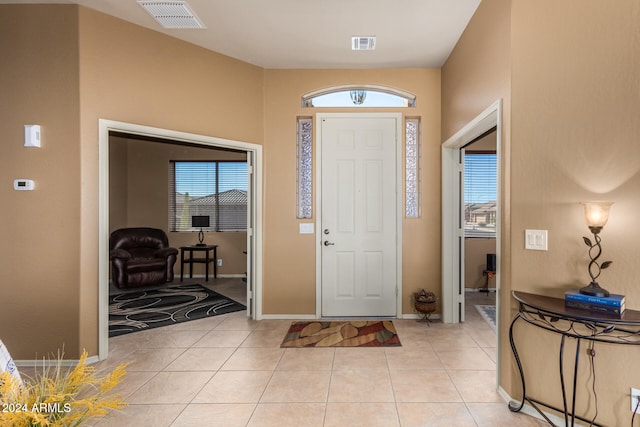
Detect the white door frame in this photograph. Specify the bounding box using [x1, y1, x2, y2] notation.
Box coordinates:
[98, 119, 263, 360]
[315, 112, 403, 318]
[442, 99, 502, 324]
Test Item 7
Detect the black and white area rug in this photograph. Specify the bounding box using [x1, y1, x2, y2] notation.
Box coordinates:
[109, 284, 246, 337]
[475, 304, 496, 332]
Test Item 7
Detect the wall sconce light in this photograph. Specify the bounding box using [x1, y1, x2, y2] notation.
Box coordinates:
[579, 201, 613, 297]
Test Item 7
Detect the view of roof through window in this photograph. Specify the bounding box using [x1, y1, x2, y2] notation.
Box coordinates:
[170, 161, 248, 232]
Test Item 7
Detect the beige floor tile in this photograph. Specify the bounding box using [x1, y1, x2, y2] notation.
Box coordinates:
[215, 314, 260, 331]
[109, 370, 157, 398]
[277, 348, 336, 371]
[385, 347, 444, 370]
[171, 403, 256, 427]
[261, 370, 331, 402]
[468, 328, 497, 348]
[447, 369, 502, 402]
[324, 402, 400, 427]
[122, 348, 186, 371]
[248, 403, 326, 427]
[466, 402, 549, 426]
[332, 347, 388, 370]
[90, 344, 138, 372]
[482, 346, 497, 362]
[162, 315, 226, 331]
[221, 347, 284, 371]
[254, 319, 296, 331]
[96, 286, 511, 426]
[390, 369, 462, 403]
[328, 369, 394, 402]
[94, 404, 185, 427]
[392, 327, 434, 348]
[193, 370, 272, 403]
[241, 328, 290, 348]
[436, 347, 496, 370]
[397, 402, 477, 427]
[164, 347, 235, 371]
[425, 331, 480, 351]
[126, 371, 213, 404]
[193, 329, 251, 347]
[133, 329, 210, 348]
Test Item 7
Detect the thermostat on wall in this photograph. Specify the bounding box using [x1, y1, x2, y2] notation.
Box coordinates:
[14, 179, 35, 191]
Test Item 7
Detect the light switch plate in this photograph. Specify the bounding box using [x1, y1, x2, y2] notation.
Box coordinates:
[299, 223, 314, 234]
[525, 229, 548, 251]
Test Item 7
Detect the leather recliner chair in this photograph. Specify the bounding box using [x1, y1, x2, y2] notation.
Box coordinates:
[109, 227, 178, 289]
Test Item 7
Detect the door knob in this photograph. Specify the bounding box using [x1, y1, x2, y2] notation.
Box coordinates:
[323, 240, 335, 246]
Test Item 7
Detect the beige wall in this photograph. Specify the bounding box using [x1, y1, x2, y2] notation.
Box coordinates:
[0, 5, 264, 359]
[2, 5, 440, 358]
[509, 1, 640, 424]
[465, 238, 496, 289]
[0, 5, 82, 359]
[109, 135, 247, 276]
[76, 7, 265, 357]
[441, 0, 513, 405]
[262, 69, 442, 315]
[444, 0, 640, 424]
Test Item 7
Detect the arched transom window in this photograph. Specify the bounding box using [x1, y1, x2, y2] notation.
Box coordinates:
[302, 85, 416, 108]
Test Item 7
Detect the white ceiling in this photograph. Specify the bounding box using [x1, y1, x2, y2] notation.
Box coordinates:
[4, 0, 481, 69]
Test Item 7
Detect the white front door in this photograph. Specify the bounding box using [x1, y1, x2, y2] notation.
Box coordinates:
[320, 115, 398, 317]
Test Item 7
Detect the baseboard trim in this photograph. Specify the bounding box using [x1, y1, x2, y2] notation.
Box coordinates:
[465, 287, 497, 292]
[259, 313, 440, 320]
[498, 386, 572, 426]
[15, 355, 100, 368]
[178, 274, 245, 279]
[400, 313, 441, 320]
[260, 314, 318, 320]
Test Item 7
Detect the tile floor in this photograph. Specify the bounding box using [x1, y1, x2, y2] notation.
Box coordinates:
[91, 283, 546, 426]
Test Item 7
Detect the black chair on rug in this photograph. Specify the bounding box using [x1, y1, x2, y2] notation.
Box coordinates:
[109, 227, 178, 289]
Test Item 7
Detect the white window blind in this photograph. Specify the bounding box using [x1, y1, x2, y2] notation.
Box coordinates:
[169, 161, 248, 232]
[464, 152, 496, 237]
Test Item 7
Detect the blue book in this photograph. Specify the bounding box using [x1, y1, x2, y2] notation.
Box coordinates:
[565, 300, 624, 316]
[564, 290, 625, 307]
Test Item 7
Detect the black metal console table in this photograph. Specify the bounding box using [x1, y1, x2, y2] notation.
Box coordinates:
[509, 291, 640, 426]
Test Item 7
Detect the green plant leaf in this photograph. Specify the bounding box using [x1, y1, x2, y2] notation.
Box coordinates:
[601, 261, 613, 269]
[583, 236, 593, 246]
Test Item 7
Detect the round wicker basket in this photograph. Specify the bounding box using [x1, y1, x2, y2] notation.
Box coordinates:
[413, 290, 437, 323]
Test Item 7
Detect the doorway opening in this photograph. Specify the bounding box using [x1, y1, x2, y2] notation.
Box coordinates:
[441, 99, 503, 380]
[98, 120, 263, 360]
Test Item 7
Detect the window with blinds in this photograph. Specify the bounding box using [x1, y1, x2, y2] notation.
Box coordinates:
[169, 161, 248, 232]
[464, 152, 496, 237]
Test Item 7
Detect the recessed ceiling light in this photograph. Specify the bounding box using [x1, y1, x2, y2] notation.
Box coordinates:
[137, 1, 206, 29]
[352, 36, 376, 51]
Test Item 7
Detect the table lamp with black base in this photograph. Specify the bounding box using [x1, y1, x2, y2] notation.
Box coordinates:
[192, 215, 210, 246]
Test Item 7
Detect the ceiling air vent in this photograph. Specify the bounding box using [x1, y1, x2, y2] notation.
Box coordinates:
[351, 36, 376, 51]
[137, 1, 206, 29]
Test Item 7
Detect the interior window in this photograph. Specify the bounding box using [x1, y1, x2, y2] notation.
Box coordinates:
[302, 85, 416, 108]
[464, 152, 497, 237]
[169, 161, 248, 232]
[405, 117, 421, 218]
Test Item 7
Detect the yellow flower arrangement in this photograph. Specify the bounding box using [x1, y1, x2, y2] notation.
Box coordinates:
[0, 350, 127, 426]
